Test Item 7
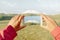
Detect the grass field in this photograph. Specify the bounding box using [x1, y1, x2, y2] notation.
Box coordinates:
[0, 20, 54, 40]
[0, 15, 60, 40]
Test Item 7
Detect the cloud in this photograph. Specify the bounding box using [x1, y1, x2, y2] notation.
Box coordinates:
[0, 1, 20, 13]
[1, 1, 16, 7]
[0, 0, 60, 14]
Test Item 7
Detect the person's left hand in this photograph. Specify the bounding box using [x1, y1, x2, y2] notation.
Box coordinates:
[40, 14, 58, 32]
[7, 15, 25, 32]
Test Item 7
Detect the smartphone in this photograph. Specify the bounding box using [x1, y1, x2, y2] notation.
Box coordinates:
[22, 16, 43, 26]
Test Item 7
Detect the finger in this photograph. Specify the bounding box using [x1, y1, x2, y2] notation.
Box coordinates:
[18, 15, 24, 23]
[20, 26, 26, 30]
[17, 26, 26, 31]
[11, 15, 20, 22]
[14, 15, 20, 20]
[41, 14, 55, 22]
[41, 14, 57, 25]
[41, 14, 49, 22]
[41, 25, 47, 29]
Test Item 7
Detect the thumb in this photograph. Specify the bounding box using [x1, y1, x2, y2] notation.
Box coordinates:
[41, 25, 47, 29]
[20, 26, 26, 30]
[17, 26, 26, 31]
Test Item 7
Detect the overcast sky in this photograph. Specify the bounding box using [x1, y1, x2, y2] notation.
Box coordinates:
[0, 0, 60, 14]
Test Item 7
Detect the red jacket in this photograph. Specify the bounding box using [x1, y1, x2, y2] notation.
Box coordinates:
[0, 25, 17, 40]
[0, 25, 60, 40]
[51, 26, 60, 40]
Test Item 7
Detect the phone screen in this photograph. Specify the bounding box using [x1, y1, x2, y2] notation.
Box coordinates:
[23, 16, 42, 26]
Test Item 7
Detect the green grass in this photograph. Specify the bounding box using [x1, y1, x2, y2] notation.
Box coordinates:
[15, 25, 54, 40]
[0, 20, 9, 30]
[0, 20, 54, 40]
[1, 15, 60, 40]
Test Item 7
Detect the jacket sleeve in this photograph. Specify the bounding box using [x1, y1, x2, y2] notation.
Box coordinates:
[0, 25, 17, 40]
[51, 26, 60, 40]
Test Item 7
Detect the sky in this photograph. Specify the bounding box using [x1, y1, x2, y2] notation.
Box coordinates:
[0, 0, 60, 14]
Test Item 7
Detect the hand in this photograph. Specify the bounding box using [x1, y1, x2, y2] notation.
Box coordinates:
[7, 15, 25, 32]
[41, 14, 58, 32]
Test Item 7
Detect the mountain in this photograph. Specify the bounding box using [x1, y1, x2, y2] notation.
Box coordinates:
[21, 10, 41, 16]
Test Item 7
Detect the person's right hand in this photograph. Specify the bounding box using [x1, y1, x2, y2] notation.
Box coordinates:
[7, 15, 25, 32]
[41, 14, 58, 32]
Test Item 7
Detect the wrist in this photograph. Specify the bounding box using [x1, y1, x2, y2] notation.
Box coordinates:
[7, 25, 17, 32]
[49, 26, 57, 32]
